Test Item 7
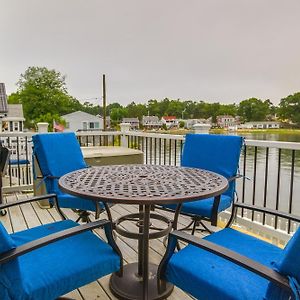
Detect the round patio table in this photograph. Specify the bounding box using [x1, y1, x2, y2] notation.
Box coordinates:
[59, 164, 228, 300]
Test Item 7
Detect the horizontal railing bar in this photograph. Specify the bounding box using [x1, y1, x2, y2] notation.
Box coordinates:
[2, 131, 300, 151]
[76, 131, 121, 137]
[244, 139, 300, 150]
[0, 132, 35, 138]
[124, 131, 185, 140]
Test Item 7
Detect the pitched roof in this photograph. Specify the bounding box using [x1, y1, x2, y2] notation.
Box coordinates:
[62, 111, 102, 120]
[6, 104, 24, 118]
[162, 116, 176, 120]
[0, 83, 8, 114]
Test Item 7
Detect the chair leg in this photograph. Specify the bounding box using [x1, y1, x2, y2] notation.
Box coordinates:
[0, 209, 7, 216]
[191, 220, 197, 235]
[75, 210, 91, 223]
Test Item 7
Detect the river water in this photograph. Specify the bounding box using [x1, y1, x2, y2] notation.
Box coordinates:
[233, 133, 300, 220]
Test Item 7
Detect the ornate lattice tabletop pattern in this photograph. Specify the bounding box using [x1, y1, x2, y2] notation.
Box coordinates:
[59, 164, 228, 205]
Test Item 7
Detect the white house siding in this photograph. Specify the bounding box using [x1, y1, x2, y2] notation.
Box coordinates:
[62, 111, 103, 132]
[244, 122, 281, 129]
[1, 104, 25, 133]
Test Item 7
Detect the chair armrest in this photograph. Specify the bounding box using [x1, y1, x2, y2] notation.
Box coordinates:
[228, 174, 250, 182]
[169, 230, 291, 292]
[0, 194, 57, 210]
[234, 203, 300, 223]
[0, 219, 111, 265]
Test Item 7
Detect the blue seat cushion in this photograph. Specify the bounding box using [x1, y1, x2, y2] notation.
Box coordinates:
[165, 228, 287, 300]
[1, 220, 120, 300]
[163, 195, 232, 219]
[55, 193, 104, 212]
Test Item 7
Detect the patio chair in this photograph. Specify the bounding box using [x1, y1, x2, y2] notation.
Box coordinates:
[159, 133, 244, 233]
[32, 132, 111, 222]
[0, 193, 122, 300]
[158, 206, 300, 300]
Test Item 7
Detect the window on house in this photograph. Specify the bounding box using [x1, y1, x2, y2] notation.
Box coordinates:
[94, 122, 99, 129]
[89, 122, 95, 129]
[66, 122, 70, 129]
[83, 122, 87, 130]
[14, 122, 19, 131]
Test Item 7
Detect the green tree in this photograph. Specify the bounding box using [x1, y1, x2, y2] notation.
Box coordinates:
[126, 102, 147, 120]
[35, 113, 66, 131]
[278, 92, 300, 125]
[81, 101, 102, 115]
[237, 98, 272, 122]
[110, 107, 127, 123]
[8, 66, 81, 129]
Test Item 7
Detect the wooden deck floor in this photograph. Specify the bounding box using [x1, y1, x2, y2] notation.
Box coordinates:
[1, 193, 203, 300]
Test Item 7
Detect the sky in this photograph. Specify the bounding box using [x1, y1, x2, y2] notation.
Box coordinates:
[1, 0, 300, 106]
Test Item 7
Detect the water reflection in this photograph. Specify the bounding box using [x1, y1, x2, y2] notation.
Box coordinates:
[233, 133, 300, 217]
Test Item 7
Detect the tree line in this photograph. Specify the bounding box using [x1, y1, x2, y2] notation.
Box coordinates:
[7, 66, 300, 129]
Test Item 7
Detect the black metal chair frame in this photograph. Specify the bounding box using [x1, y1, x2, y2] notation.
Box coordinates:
[0, 193, 124, 296]
[0, 145, 11, 217]
[33, 153, 113, 223]
[157, 202, 300, 296]
[155, 174, 243, 238]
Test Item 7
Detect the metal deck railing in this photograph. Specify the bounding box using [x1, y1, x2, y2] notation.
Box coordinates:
[1, 130, 299, 243]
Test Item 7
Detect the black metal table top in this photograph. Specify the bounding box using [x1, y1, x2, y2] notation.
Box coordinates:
[59, 164, 228, 205]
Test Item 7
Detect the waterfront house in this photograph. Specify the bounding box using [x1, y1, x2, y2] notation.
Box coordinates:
[244, 121, 281, 129]
[62, 111, 104, 132]
[184, 118, 211, 129]
[142, 115, 162, 129]
[161, 116, 178, 128]
[0, 104, 25, 133]
[216, 115, 237, 128]
[122, 117, 140, 129]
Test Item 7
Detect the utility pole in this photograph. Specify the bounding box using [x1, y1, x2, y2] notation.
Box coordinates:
[102, 74, 106, 131]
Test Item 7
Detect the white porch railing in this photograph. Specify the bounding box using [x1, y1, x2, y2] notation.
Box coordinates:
[1, 130, 300, 244]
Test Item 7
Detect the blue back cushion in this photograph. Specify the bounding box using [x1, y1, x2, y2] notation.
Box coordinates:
[181, 134, 243, 197]
[0, 222, 15, 253]
[275, 227, 300, 283]
[32, 132, 87, 178]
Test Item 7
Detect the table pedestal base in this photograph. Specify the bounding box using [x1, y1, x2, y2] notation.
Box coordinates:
[110, 263, 173, 300]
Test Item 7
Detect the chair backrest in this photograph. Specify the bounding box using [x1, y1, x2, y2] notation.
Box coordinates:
[275, 227, 300, 283]
[181, 134, 243, 198]
[265, 227, 300, 299]
[0, 146, 10, 175]
[0, 222, 15, 253]
[32, 132, 87, 194]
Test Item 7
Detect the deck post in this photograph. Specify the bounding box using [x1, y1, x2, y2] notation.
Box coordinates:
[120, 123, 131, 148]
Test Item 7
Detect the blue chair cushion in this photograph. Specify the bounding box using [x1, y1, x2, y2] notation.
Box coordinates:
[32, 132, 87, 178]
[165, 228, 288, 300]
[54, 193, 102, 211]
[163, 195, 232, 219]
[274, 227, 300, 283]
[33, 132, 105, 212]
[181, 134, 243, 199]
[0, 220, 120, 300]
[0, 222, 15, 253]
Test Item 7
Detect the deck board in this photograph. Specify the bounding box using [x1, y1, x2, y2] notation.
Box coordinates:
[1, 193, 198, 300]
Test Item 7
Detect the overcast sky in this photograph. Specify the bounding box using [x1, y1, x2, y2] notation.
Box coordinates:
[1, 0, 300, 106]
